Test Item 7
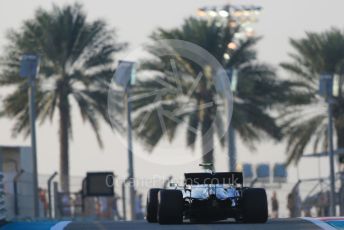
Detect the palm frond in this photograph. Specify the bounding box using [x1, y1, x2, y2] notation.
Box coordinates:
[280, 28, 344, 163]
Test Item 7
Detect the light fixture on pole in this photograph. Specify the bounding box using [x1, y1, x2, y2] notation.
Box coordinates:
[197, 3, 261, 173]
[113, 60, 136, 220]
[19, 53, 40, 218]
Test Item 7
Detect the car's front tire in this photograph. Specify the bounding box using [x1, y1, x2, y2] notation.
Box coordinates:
[242, 188, 268, 223]
[146, 188, 161, 223]
[157, 190, 184, 224]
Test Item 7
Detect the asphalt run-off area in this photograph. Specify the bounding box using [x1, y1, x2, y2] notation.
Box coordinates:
[1, 218, 342, 230]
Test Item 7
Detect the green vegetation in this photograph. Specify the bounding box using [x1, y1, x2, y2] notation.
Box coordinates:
[281, 28, 344, 164]
[130, 18, 289, 166]
[0, 4, 126, 192]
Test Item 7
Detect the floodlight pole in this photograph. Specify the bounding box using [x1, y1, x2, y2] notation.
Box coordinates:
[320, 74, 337, 216]
[29, 73, 40, 218]
[126, 85, 135, 220]
[328, 96, 336, 216]
[115, 60, 136, 220]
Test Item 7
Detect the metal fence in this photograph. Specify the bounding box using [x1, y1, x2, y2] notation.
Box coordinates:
[2, 172, 344, 221]
[258, 176, 344, 218]
[0, 173, 6, 222]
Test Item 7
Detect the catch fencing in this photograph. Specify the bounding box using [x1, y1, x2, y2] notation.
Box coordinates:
[0, 173, 6, 222]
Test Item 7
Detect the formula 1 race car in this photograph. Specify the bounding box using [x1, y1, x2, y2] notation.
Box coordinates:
[146, 165, 268, 224]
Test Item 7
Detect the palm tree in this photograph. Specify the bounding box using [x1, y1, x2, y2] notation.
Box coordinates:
[280, 28, 344, 164]
[0, 4, 126, 192]
[130, 18, 288, 168]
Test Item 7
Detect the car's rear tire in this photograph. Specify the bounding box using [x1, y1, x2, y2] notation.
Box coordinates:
[157, 190, 184, 224]
[146, 188, 161, 223]
[242, 188, 268, 223]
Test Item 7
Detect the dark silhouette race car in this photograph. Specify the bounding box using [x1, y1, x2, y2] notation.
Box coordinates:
[146, 165, 268, 224]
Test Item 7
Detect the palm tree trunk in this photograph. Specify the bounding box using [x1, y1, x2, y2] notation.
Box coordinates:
[201, 115, 214, 169]
[336, 123, 344, 215]
[59, 92, 70, 193]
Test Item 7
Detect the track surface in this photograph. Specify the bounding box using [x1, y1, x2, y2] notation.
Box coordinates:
[65, 219, 324, 230]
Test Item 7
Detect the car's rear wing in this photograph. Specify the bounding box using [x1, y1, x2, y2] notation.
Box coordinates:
[184, 172, 243, 185]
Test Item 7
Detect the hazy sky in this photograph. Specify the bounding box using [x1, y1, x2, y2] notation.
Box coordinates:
[0, 0, 343, 190]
